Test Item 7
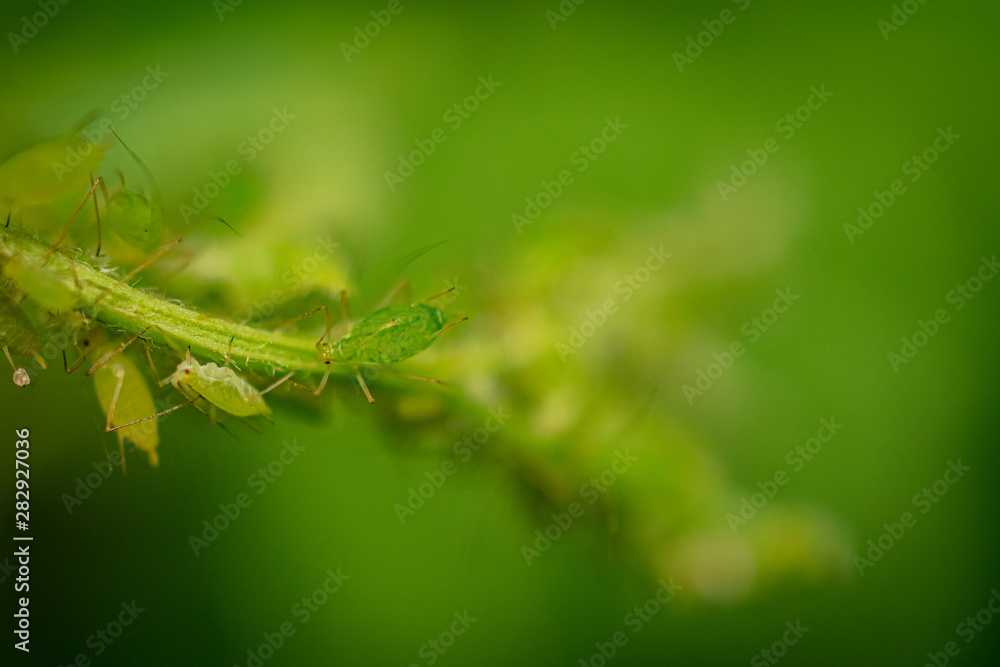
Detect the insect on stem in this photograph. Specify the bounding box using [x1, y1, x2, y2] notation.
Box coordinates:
[43, 176, 105, 265]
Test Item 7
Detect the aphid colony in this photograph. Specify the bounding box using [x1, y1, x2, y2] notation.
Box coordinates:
[0, 116, 464, 470]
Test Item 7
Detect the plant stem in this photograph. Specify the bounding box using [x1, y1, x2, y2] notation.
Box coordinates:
[1, 228, 336, 375]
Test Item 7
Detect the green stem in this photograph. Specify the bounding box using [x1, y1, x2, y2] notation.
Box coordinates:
[1, 228, 334, 375]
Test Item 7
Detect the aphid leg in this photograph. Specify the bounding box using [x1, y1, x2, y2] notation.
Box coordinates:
[105, 366, 129, 474]
[90, 238, 182, 310]
[85, 326, 167, 377]
[123, 237, 181, 284]
[222, 335, 237, 370]
[106, 394, 198, 432]
[63, 335, 95, 374]
[429, 316, 470, 339]
[43, 176, 105, 265]
[313, 370, 330, 396]
[90, 172, 102, 257]
[260, 371, 295, 396]
[354, 367, 375, 404]
[216, 420, 243, 442]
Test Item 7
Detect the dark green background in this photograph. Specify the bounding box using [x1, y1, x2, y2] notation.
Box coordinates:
[2, 0, 998, 665]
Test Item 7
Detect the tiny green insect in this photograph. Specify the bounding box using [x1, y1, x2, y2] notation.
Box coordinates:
[164, 348, 274, 419]
[65, 329, 161, 469]
[325, 302, 449, 366]
[0, 113, 108, 213]
[102, 334, 294, 434]
[99, 130, 162, 251]
[287, 285, 466, 402]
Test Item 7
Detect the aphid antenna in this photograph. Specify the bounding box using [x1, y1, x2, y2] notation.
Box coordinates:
[109, 128, 163, 205]
[376, 279, 410, 310]
[215, 217, 241, 236]
[415, 286, 456, 305]
[429, 316, 469, 339]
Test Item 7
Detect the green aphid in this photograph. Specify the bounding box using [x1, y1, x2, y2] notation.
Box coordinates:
[2, 254, 81, 313]
[0, 114, 108, 211]
[301, 287, 465, 403]
[88, 334, 161, 468]
[99, 130, 162, 251]
[329, 302, 449, 366]
[101, 183, 162, 251]
[65, 329, 160, 469]
[164, 349, 274, 419]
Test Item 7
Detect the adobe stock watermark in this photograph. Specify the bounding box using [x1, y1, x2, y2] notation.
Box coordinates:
[8, 0, 72, 53]
[682, 288, 799, 404]
[750, 620, 809, 667]
[844, 126, 959, 243]
[240, 235, 340, 327]
[877, 0, 931, 40]
[340, 0, 408, 61]
[886, 253, 996, 372]
[921, 587, 1000, 667]
[726, 417, 843, 533]
[854, 459, 970, 576]
[406, 611, 478, 667]
[214, 0, 244, 21]
[545, 0, 586, 30]
[179, 107, 295, 223]
[56, 600, 145, 665]
[394, 407, 510, 524]
[512, 117, 628, 233]
[60, 397, 177, 515]
[188, 439, 306, 556]
[233, 568, 349, 667]
[522, 447, 638, 565]
[673, 0, 752, 73]
[716, 84, 832, 202]
[50, 65, 170, 182]
[555, 245, 671, 362]
[384, 75, 501, 192]
[577, 578, 681, 667]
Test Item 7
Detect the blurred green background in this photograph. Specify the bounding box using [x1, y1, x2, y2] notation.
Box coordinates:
[2, 0, 999, 665]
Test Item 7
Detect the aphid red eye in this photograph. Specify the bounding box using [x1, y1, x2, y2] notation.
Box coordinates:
[184, 369, 191, 374]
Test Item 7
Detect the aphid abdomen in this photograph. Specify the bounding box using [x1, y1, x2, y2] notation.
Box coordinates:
[92, 357, 160, 466]
[183, 364, 271, 418]
[0, 137, 105, 207]
[106, 190, 162, 250]
[337, 303, 446, 366]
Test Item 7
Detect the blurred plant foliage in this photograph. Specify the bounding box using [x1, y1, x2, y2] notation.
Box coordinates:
[0, 116, 852, 605]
